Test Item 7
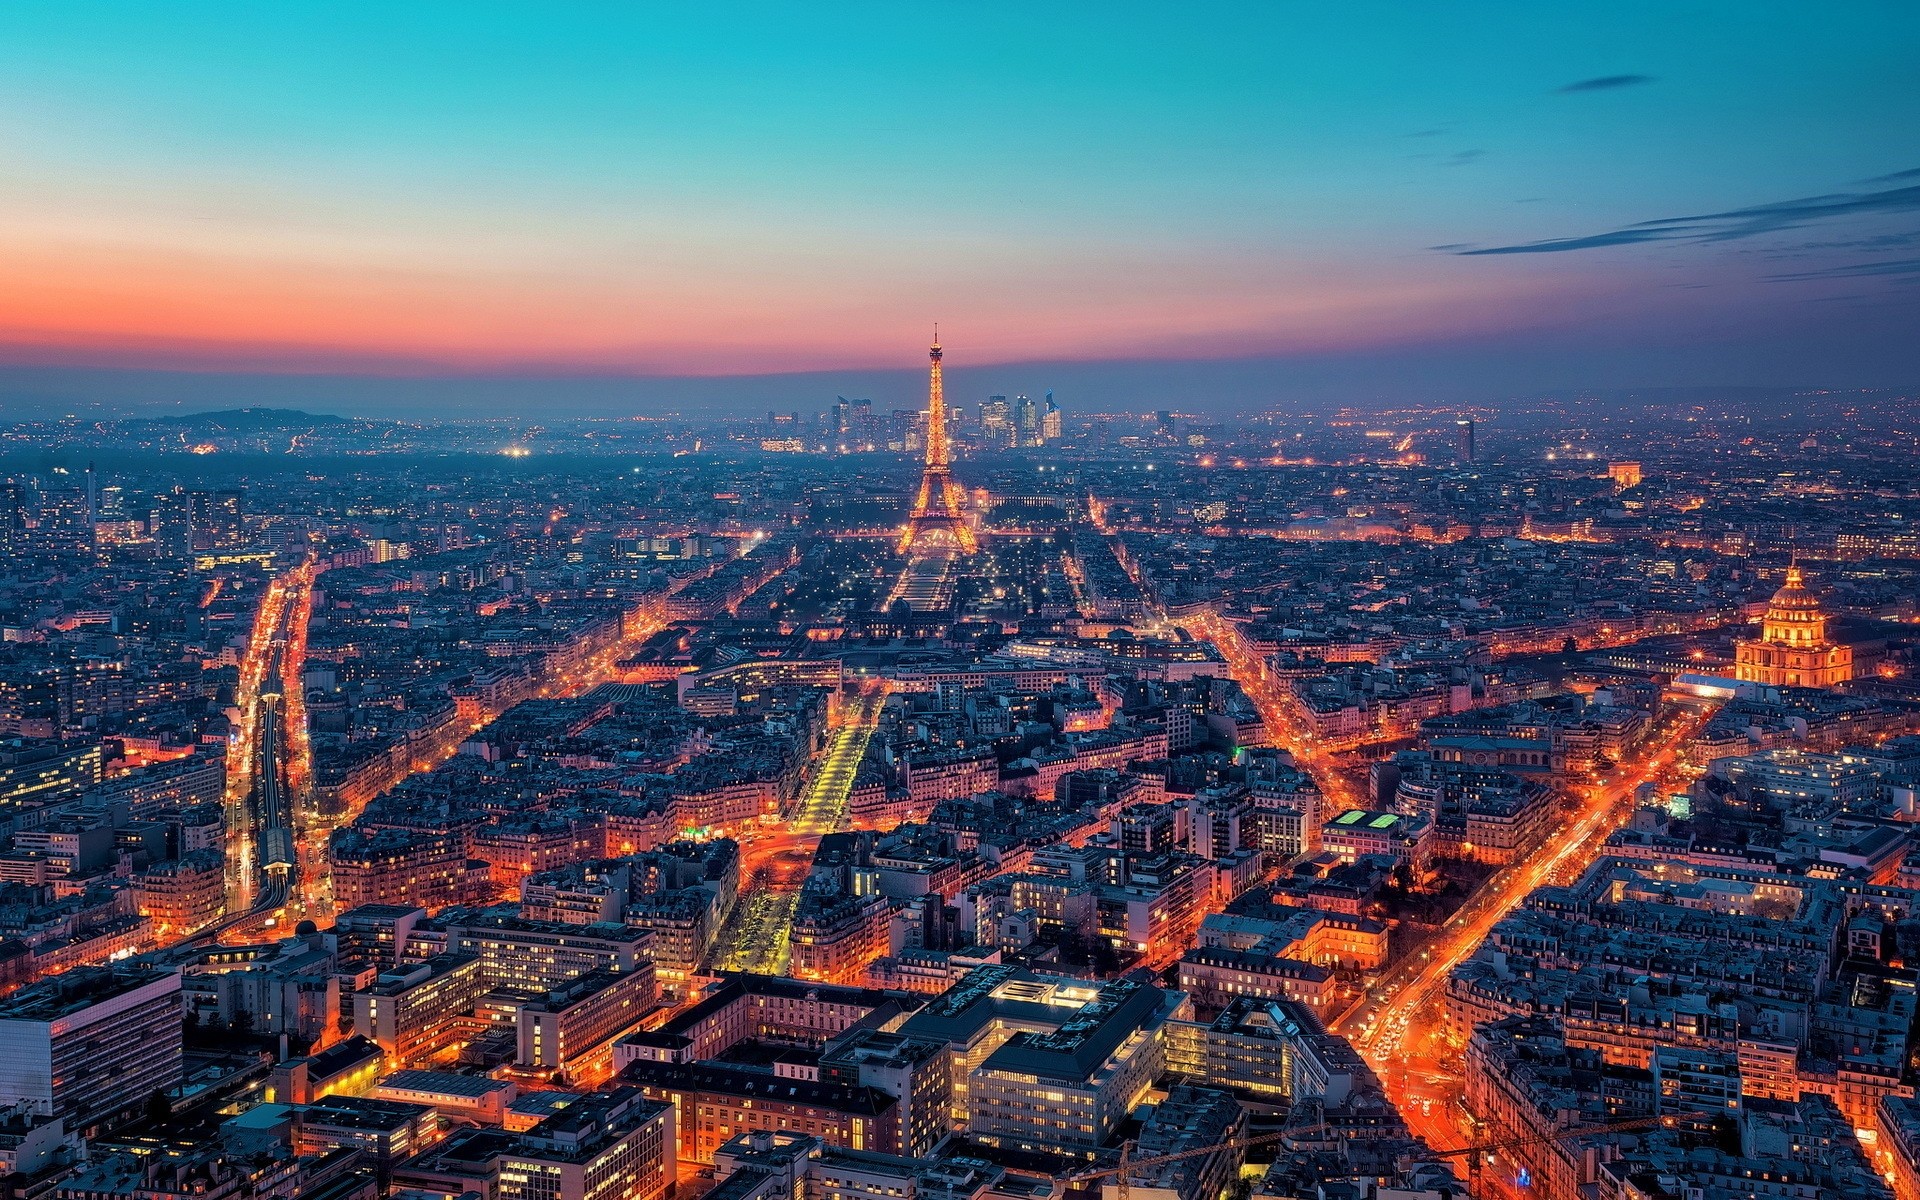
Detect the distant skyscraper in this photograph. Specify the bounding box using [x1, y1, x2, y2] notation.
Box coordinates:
[36, 487, 94, 554]
[189, 488, 245, 551]
[149, 489, 192, 557]
[890, 408, 919, 451]
[1013, 394, 1039, 446]
[0, 484, 23, 555]
[980, 396, 1012, 447]
[1455, 418, 1475, 463]
[84, 462, 97, 553]
[1042, 390, 1062, 441]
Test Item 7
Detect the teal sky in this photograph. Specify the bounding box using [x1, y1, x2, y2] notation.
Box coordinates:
[0, 2, 1915, 410]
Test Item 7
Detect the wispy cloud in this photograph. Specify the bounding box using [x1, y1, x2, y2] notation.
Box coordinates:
[1453, 182, 1920, 255]
[1770, 231, 1919, 254]
[1445, 149, 1485, 167]
[1557, 74, 1655, 93]
[1863, 167, 1920, 184]
[1765, 257, 1920, 282]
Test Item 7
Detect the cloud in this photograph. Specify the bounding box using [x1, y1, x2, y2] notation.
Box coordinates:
[1461, 227, 1680, 254]
[1863, 167, 1920, 184]
[1557, 74, 1655, 93]
[1454, 182, 1920, 255]
[1765, 257, 1920, 282]
[1772, 231, 1919, 253]
[1446, 149, 1485, 167]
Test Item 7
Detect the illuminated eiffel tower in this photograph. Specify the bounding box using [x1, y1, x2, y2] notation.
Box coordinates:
[898, 330, 977, 554]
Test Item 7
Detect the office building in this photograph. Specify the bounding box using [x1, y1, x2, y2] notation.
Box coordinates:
[517, 966, 658, 1072]
[498, 1088, 674, 1200]
[447, 911, 655, 992]
[946, 972, 1185, 1156]
[264, 1035, 383, 1106]
[351, 953, 488, 1060]
[0, 739, 103, 823]
[0, 967, 183, 1135]
[1166, 997, 1315, 1100]
[296, 1096, 437, 1182]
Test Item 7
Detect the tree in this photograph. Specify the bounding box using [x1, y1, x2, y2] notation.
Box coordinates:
[144, 1090, 172, 1129]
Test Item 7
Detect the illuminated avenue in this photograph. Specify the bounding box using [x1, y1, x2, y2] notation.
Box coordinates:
[0, 361, 1916, 1200]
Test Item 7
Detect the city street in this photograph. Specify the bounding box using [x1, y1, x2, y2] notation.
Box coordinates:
[219, 561, 315, 923]
[1179, 604, 1369, 811]
[1332, 702, 1718, 1178]
[709, 682, 890, 974]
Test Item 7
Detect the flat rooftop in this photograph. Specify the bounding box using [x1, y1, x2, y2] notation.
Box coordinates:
[0, 967, 176, 1023]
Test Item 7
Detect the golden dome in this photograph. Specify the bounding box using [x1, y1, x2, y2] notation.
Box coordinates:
[1767, 564, 1821, 613]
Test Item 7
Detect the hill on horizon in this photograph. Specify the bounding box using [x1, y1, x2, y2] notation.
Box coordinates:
[126, 406, 367, 430]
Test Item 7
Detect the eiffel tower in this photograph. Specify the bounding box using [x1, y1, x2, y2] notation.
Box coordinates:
[898, 330, 977, 554]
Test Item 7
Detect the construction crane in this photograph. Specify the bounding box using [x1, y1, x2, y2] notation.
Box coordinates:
[1064, 1114, 1675, 1200]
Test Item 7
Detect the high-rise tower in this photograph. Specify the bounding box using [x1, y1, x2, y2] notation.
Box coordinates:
[1455, 418, 1476, 463]
[899, 332, 977, 554]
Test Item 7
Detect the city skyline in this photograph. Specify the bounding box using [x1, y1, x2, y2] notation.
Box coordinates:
[0, 367, 1916, 1200]
[1, 3, 1917, 415]
[3, 10, 1920, 1200]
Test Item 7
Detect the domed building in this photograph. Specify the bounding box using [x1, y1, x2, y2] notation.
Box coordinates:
[1734, 564, 1853, 688]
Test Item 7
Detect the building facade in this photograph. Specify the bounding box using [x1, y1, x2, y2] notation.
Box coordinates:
[1735, 566, 1853, 689]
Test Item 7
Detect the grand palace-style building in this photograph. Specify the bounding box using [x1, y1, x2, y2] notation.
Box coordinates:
[1734, 564, 1854, 689]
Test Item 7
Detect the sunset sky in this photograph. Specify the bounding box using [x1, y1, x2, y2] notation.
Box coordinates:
[1, 2, 1916, 412]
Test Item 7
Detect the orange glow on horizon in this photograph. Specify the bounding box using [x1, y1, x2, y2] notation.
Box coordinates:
[0, 234, 1607, 378]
